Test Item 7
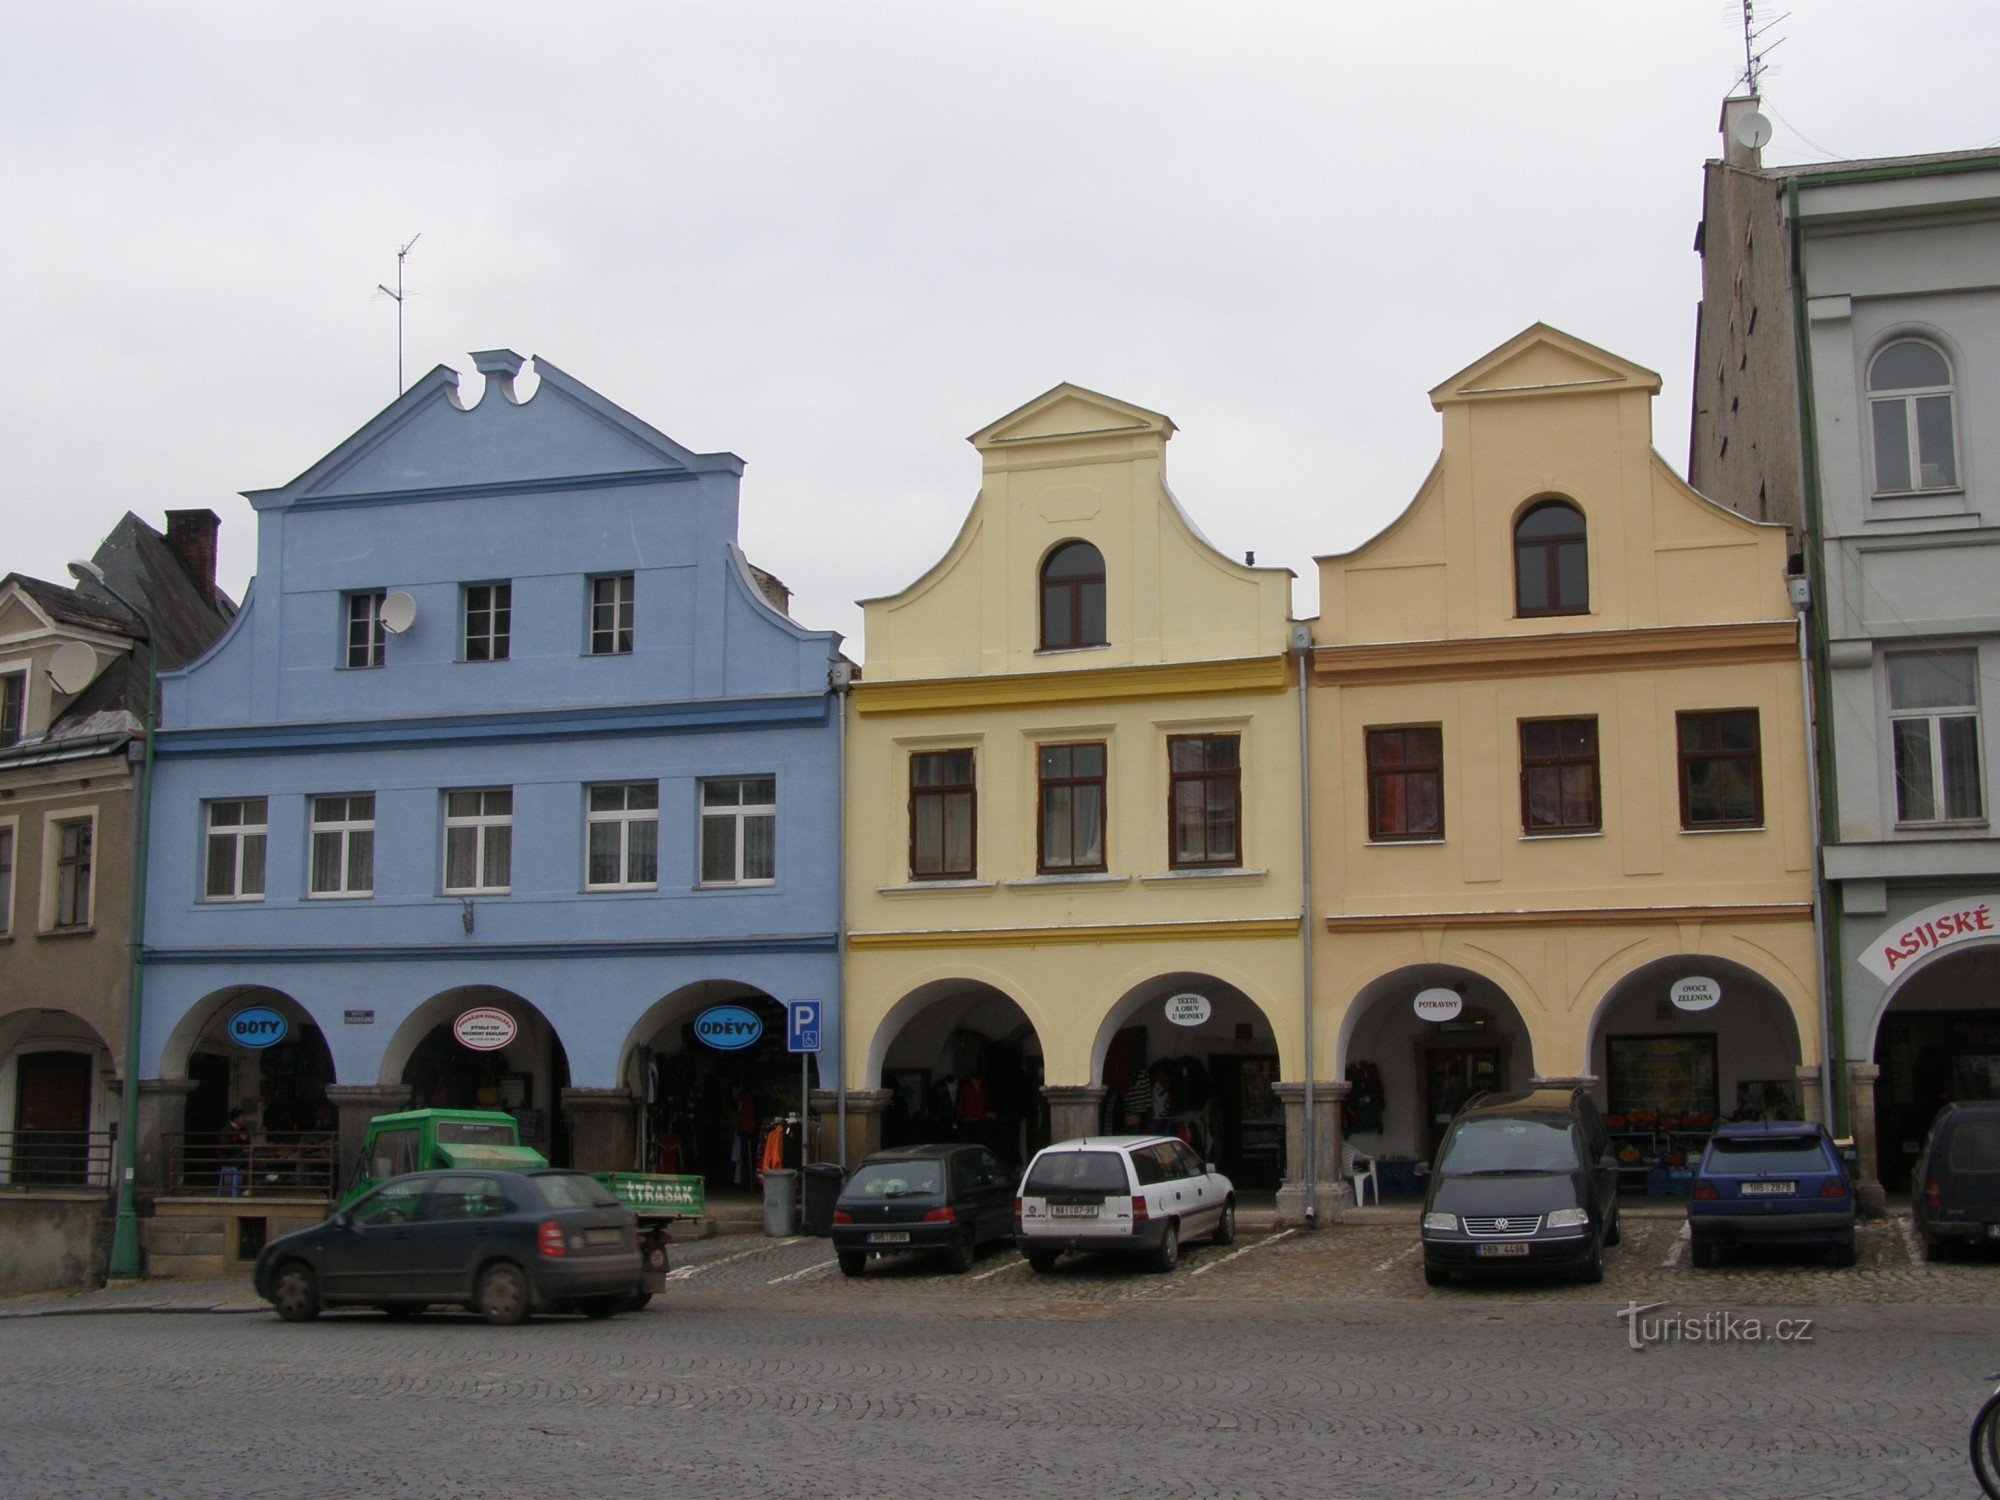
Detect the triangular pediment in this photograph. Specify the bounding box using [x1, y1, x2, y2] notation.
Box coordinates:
[0, 583, 56, 640]
[1429, 323, 1662, 408]
[970, 383, 1175, 450]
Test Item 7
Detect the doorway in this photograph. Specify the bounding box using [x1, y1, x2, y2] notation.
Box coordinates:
[1424, 1046, 1502, 1160]
[13, 1051, 92, 1186]
[1210, 1054, 1283, 1189]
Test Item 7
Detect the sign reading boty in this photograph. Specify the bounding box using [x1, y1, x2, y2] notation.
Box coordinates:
[227, 1006, 289, 1049]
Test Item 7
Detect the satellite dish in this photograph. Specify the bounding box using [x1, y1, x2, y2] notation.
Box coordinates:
[380, 591, 417, 635]
[46, 641, 98, 695]
[1732, 110, 1773, 150]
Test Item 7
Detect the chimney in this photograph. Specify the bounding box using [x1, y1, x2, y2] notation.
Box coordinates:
[1719, 94, 1767, 171]
[164, 509, 221, 607]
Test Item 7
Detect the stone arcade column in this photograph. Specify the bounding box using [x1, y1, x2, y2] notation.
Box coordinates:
[561, 1088, 640, 1174]
[811, 1088, 889, 1170]
[325, 1084, 411, 1188]
[1794, 1065, 1826, 1127]
[131, 1079, 198, 1196]
[1273, 1081, 1350, 1225]
[1846, 1062, 1886, 1217]
[1042, 1084, 1107, 1144]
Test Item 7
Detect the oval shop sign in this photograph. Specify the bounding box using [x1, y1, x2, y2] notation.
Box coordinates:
[227, 1006, 289, 1050]
[1670, 976, 1722, 1012]
[1412, 988, 1463, 1024]
[694, 1004, 764, 1051]
[452, 1007, 519, 1052]
[1164, 993, 1212, 1028]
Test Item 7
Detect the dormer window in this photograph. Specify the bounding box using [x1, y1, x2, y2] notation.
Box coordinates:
[0, 671, 22, 748]
[1514, 500, 1588, 617]
[1869, 339, 1959, 495]
[1040, 541, 1106, 650]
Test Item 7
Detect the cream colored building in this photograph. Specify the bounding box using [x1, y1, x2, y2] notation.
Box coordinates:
[1310, 327, 1821, 1180]
[841, 386, 1319, 1204]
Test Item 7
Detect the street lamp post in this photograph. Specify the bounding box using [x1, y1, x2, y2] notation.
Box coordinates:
[69, 558, 152, 1281]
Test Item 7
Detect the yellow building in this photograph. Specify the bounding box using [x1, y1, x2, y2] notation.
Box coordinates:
[1310, 326, 1821, 1180]
[841, 385, 1314, 1203]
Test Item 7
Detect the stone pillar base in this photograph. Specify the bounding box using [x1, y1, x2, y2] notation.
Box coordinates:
[1793, 1065, 1826, 1127]
[1042, 1085, 1108, 1144]
[1272, 1081, 1350, 1226]
[811, 1089, 889, 1169]
[1845, 1062, 1886, 1218]
[326, 1084, 412, 1191]
[133, 1080, 199, 1196]
[561, 1087, 639, 1174]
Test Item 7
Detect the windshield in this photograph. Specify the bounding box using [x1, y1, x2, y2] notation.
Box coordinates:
[531, 1172, 621, 1209]
[1948, 1122, 2000, 1174]
[436, 1121, 518, 1147]
[1706, 1135, 1831, 1175]
[1440, 1118, 1582, 1176]
[845, 1160, 944, 1199]
[1025, 1151, 1129, 1195]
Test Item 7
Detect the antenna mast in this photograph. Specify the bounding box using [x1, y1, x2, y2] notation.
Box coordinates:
[1737, 1, 1787, 97]
[376, 233, 422, 394]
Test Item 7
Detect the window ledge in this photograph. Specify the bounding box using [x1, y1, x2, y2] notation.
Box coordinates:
[695, 881, 777, 892]
[1679, 824, 1765, 835]
[877, 879, 996, 896]
[1366, 837, 1445, 847]
[582, 885, 660, 896]
[202, 897, 266, 906]
[1894, 820, 1990, 834]
[1139, 867, 1267, 885]
[1872, 485, 1965, 501]
[38, 925, 96, 939]
[1033, 644, 1112, 657]
[1518, 830, 1603, 842]
[1004, 872, 1129, 890]
[444, 889, 511, 898]
[307, 891, 375, 900]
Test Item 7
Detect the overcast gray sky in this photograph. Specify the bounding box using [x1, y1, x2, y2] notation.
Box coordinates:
[4, 2, 1996, 656]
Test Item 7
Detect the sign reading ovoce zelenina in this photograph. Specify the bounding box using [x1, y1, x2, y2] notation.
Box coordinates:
[1860, 896, 2000, 985]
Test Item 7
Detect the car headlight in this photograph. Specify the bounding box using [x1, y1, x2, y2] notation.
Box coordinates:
[1422, 1211, 1458, 1232]
[1545, 1208, 1589, 1230]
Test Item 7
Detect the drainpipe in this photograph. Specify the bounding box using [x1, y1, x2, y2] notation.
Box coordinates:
[1294, 628, 1317, 1226]
[1791, 581, 1837, 1129]
[831, 660, 853, 1168]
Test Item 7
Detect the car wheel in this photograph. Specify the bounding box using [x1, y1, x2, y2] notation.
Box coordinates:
[1603, 1210, 1622, 1249]
[578, 1295, 624, 1320]
[1025, 1249, 1060, 1274]
[622, 1290, 654, 1312]
[1212, 1199, 1237, 1247]
[1578, 1241, 1604, 1285]
[476, 1262, 532, 1326]
[1830, 1236, 1857, 1269]
[1422, 1262, 1450, 1288]
[1924, 1235, 1949, 1263]
[1690, 1237, 1716, 1270]
[944, 1226, 977, 1275]
[1149, 1220, 1181, 1273]
[272, 1262, 320, 1323]
[837, 1250, 868, 1277]
[380, 1304, 424, 1321]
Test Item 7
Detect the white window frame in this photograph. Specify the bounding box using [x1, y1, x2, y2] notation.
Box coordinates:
[41, 807, 97, 930]
[1868, 339, 1961, 497]
[443, 788, 513, 894]
[699, 776, 776, 888]
[0, 668, 24, 747]
[309, 793, 376, 898]
[585, 781, 659, 890]
[203, 798, 268, 903]
[588, 574, 634, 656]
[1889, 651, 1985, 826]
[462, 582, 512, 663]
[0, 816, 16, 937]
[345, 591, 386, 669]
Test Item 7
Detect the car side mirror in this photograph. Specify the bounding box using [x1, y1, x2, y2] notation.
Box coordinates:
[1204, 1163, 1217, 1175]
[1414, 1161, 1431, 1177]
[333, 1211, 354, 1231]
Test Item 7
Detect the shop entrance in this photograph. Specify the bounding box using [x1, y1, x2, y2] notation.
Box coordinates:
[386, 987, 570, 1164]
[1424, 1045, 1502, 1161]
[162, 988, 338, 1194]
[868, 981, 1046, 1172]
[1873, 945, 2000, 1192]
[12, 1052, 92, 1186]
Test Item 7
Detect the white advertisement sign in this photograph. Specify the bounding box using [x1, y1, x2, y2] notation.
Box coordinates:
[1669, 976, 1721, 1012]
[453, 1007, 519, 1052]
[1164, 993, 1212, 1028]
[1860, 895, 2000, 985]
[1413, 988, 1463, 1023]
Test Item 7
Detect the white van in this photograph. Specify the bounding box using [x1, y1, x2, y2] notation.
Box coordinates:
[1014, 1135, 1235, 1272]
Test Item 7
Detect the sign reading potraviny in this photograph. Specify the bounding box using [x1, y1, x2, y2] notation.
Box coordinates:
[694, 1004, 764, 1051]
[227, 1006, 289, 1049]
[1413, 988, 1463, 1023]
[1861, 895, 2000, 985]
[1670, 976, 1722, 1012]
[452, 1007, 518, 1052]
[1164, 993, 1212, 1028]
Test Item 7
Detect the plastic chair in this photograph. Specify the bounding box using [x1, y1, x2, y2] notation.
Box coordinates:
[1342, 1143, 1378, 1206]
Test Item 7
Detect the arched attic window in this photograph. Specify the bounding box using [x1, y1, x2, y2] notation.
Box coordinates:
[1513, 499, 1589, 618]
[1869, 339, 1959, 495]
[1040, 540, 1106, 650]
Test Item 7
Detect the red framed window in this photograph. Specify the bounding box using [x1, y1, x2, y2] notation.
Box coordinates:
[1366, 727, 1443, 841]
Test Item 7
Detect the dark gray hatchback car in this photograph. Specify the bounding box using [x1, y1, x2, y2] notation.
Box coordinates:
[1912, 1102, 2000, 1259]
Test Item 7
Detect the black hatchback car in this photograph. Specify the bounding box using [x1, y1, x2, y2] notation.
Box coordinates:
[1418, 1087, 1621, 1285]
[831, 1144, 1015, 1275]
[1913, 1102, 2000, 1259]
[253, 1168, 646, 1324]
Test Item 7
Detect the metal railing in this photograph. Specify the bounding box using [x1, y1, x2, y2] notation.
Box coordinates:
[164, 1132, 338, 1200]
[0, 1130, 115, 1190]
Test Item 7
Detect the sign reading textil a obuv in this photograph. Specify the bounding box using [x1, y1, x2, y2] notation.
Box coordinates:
[694, 1004, 764, 1051]
[1860, 895, 2000, 985]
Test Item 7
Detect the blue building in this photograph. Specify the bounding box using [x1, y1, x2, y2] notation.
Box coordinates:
[139, 351, 846, 1206]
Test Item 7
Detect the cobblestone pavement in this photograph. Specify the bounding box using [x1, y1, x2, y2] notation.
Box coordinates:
[2, 1216, 1996, 1496]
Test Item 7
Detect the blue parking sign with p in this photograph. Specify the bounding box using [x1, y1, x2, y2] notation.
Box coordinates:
[786, 999, 823, 1054]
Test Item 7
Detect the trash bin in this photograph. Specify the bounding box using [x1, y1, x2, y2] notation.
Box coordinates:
[762, 1169, 798, 1236]
[801, 1163, 847, 1237]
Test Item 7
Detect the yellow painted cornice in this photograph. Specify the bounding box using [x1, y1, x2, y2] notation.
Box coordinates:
[1323, 902, 1809, 933]
[853, 653, 1291, 716]
[1310, 621, 1796, 687]
[849, 916, 1301, 950]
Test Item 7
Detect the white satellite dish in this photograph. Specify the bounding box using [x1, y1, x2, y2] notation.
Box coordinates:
[46, 641, 98, 695]
[380, 591, 417, 635]
[1732, 110, 1773, 150]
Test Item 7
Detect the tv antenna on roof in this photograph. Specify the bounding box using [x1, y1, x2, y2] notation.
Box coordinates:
[1736, 1, 1787, 98]
[376, 233, 422, 395]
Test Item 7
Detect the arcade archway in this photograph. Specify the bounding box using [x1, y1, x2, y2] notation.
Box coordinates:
[868, 980, 1046, 1169]
[1872, 943, 2000, 1192]
[384, 986, 570, 1163]
[0, 1009, 115, 1187]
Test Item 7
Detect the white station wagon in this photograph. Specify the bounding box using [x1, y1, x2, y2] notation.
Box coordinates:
[1015, 1135, 1236, 1272]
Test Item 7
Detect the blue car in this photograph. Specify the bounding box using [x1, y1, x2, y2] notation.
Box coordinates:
[1688, 1121, 1857, 1268]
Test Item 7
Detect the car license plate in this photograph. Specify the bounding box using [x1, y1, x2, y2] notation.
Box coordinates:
[1986, 1224, 2000, 1241]
[585, 1228, 624, 1246]
[1051, 1204, 1100, 1219]
[1476, 1243, 1531, 1258]
[868, 1232, 911, 1245]
[1741, 1182, 1797, 1196]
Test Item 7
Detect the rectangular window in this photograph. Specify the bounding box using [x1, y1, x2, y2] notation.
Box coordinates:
[345, 591, 386, 669]
[909, 750, 976, 880]
[0, 825, 13, 936]
[1038, 742, 1107, 873]
[589, 574, 634, 656]
[587, 782, 659, 889]
[1366, 726, 1444, 841]
[203, 798, 268, 902]
[444, 788, 513, 893]
[700, 777, 775, 886]
[1168, 734, 1241, 868]
[0, 672, 23, 747]
[463, 583, 512, 663]
[1520, 718, 1600, 834]
[309, 794, 375, 897]
[1890, 651, 1984, 824]
[54, 818, 94, 927]
[1678, 710, 1763, 829]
